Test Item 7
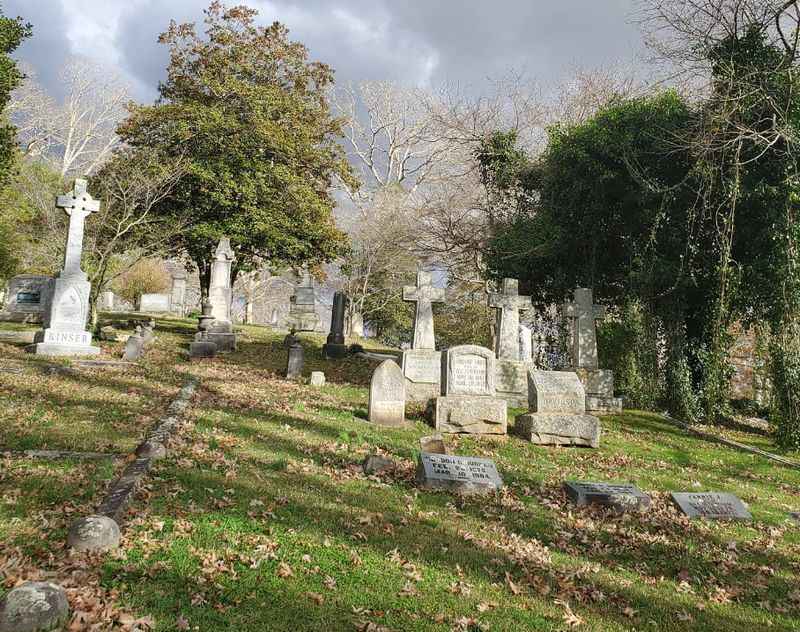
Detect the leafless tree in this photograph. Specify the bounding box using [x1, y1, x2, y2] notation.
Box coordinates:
[11, 57, 130, 178]
[85, 148, 188, 322]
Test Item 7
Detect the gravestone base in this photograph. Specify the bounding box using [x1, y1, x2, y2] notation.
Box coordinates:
[204, 331, 236, 352]
[431, 395, 507, 435]
[571, 368, 622, 413]
[288, 313, 319, 333]
[586, 395, 623, 413]
[514, 412, 601, 448]
[189, 340, 217, 358]
[28, 329, 100, 357]
[402, 349, 441, 404]
[495, 359, 530, 408]
[323, 343, 348, 359]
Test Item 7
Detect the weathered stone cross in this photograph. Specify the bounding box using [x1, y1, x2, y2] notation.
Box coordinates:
[563, 287, 606, 369]
[56, 179, 100, 276]
[403, 271, 445, 350]
[489, 278, 531, 360]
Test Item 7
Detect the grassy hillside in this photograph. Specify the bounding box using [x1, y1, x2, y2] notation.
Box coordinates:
[1, 316, 799, 631]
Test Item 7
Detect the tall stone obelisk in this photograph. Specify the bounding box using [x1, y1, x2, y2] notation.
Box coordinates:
[29, 179, 101, 356]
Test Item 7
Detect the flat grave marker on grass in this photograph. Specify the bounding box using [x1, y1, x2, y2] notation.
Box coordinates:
[564, 481, 651, 512]
[417, 452, 503, 495]
[671, 492, 752, 521]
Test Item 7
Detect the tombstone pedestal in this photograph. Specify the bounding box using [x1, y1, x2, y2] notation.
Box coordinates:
[432, 396, 507, 434]
[203, 330, 236, 352]
[323, 291, 348, 359]
[402, 349, 441, 403]
[29, 275, 99, 356]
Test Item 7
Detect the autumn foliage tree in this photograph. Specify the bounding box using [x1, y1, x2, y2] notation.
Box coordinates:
[118, 2, 353, 296]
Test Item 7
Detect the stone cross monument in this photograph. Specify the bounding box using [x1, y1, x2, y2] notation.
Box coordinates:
[204, 238, 237, 351]
[29, 179, 100, 356]
[562, 288, 605, 369]
[562, 287, 622, 413]
[403, 271, 445, 351]
[488, 278, 532, 361]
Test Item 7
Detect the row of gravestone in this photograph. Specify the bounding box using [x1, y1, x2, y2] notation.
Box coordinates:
[415, 451, 753, 521]
[368, 347, 602, 448]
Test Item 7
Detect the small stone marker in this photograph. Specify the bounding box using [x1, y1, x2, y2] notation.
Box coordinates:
[0, 581, 70, 632]
[122, 327, 144, 361]
[420, 433, 447, 454]
[417, 453, 503, 495]
[789, 511, 800, 525]
[564, 481, 651, 512]
[515, 370, 601, 447]
[671, 492, 752, 521]
[362, 454, 395, 475]
[141, 321, 155, 347]
[67, 514, 121, 552]
[286, 341, 304, 380]
[368, 360, 406, 426]
[309, 371, 325, 386]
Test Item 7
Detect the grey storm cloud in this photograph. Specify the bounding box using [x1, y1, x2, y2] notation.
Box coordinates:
[5, 0, 644, 102]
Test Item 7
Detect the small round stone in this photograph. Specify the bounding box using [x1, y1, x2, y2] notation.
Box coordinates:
[67, 515, 120, 552]
[0, 581, 69, 632]
[135, 440, 167, 460]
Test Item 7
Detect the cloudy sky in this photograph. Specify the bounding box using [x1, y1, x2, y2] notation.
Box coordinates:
[7, 0, 645, 102]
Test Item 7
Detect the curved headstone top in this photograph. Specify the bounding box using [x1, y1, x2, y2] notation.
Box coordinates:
[442, 345, 496, 397]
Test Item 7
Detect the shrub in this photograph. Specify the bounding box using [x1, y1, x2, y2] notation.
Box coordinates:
[113, 258, 171, 305]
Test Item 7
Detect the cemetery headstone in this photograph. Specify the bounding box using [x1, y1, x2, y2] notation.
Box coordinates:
[349, 311, 365, 338]
[519, 324, 533, 363]
[564, 481, 651, 512]
[205, 238, 237, 351]
[368, 360, 406, 426]
[97, 290, 116, 312]
[0, 274, 53, 323]
[515, 370, 601, 447]
[190, 300, 219, 357]
[489, 279, 532, 407]
[323, 291, 348, 359]
[432, 345, 507, 435]
[122, 326, 145, 361]
[562, 288, 622, 413]
[138, 293, 171, 313]
[670, 492, 752, 521]
[401, 271, 445, 403]
[28, 179, 100, 356]
[170, 270, 187, 316]
[288, 269, 320, 332]
[286, 340, 304, 380]
[309, 371, 326, 386]
[416, 453, 503, 495]
[141, 321, 156, 347]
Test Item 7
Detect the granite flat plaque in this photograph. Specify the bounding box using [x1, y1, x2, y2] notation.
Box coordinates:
[565, 481, 650, 512]
[417, 453, 502, 495]
[670, 492, 752, 521]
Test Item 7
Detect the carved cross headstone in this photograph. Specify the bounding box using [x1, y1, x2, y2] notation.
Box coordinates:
[563, 288, 606, 369]
[489, 279, 531, 361]
[403, 271, 445, 351]
[56, 179, 100, 276]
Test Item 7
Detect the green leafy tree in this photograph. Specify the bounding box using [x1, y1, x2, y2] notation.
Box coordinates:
[0, 8, 32, 281]
[118, 2, 353, 296]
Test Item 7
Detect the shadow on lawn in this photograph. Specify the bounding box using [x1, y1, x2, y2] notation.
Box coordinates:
[127, 436, 800, 632]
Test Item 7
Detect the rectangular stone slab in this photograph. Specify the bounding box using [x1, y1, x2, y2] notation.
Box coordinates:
[529, 370, 586, 413]
[515, 413, 600, 447]
[495, 359, 529, 408]
[564, 480, 650, 512]
[671, 492, 752, 521]
[417, 453, 503, 495]
[433, 395, 507, 435]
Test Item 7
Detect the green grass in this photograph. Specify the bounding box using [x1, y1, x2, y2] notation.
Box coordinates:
[1, 320, 799, 630]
